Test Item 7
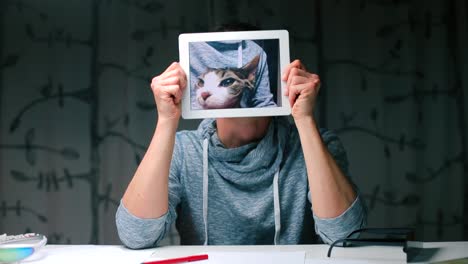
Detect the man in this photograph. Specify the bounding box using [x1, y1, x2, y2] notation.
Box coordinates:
[116, 27, 366, 248]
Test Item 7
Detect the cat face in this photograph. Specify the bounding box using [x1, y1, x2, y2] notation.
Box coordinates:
[195, 55, 260, 109]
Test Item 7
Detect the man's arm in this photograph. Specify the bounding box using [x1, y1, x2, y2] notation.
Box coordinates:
[283, 60, 366, 242]
[295, 117, 356, 218]
[122, 118, 178, 218]
[122, 62, 185, 217]
[116, 62, 186, 248]
[116, 125, 183, 248]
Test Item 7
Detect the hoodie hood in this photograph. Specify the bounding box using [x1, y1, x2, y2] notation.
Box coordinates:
[198, 117, 287, 185]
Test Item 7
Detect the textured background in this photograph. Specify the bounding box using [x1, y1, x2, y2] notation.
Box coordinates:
[0, 0, 467, 245]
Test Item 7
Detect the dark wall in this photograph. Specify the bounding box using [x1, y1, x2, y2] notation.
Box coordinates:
[0, 0, 467, 245]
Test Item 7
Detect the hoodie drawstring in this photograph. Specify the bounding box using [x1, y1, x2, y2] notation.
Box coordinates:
[201, 137, 281, 246]
[273, 170, 281, 245]
[202, 138, 209, 245]
[237, 41, 243, 67]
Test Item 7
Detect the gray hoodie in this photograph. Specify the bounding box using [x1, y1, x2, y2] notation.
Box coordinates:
[116, 117, 367, 248]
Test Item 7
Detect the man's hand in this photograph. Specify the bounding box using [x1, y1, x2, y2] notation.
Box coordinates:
[151, 62, 187, 122]
[282, 60, 321, 121]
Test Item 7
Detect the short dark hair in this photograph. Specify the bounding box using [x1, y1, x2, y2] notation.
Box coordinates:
[213, 22, 260, 32]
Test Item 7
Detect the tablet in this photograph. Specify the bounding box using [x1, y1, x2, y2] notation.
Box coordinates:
[179, 30, 291, 119]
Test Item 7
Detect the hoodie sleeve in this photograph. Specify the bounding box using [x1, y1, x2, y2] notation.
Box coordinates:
[115, 134, 183, 249]
[309, 129, 367, 244]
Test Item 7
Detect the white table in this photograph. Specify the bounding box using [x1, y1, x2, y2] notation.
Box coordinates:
[21, 242, 468, 264]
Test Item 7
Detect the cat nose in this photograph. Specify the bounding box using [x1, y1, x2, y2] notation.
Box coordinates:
[201, 92, 211, 100]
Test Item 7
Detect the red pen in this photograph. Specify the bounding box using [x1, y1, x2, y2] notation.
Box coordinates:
[141, 254, 209, 264]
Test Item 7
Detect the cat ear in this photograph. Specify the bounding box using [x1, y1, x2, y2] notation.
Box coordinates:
[242, 55, 260, 83]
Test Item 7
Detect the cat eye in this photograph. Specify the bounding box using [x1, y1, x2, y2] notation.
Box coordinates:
[219, 78, 236, 87]
[197, 78, 204, 88]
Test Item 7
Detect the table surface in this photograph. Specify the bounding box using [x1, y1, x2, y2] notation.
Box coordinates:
[20, 241, 468, 264]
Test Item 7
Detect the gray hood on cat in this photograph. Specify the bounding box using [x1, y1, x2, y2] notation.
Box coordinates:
[209, 41, 246, 68]
[197, 117, 288, 245]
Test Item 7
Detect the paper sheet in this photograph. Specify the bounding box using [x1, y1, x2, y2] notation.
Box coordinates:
[146, 251, 306, 264]
[23, 245, 154, 264]
[305, 258, 393, 264]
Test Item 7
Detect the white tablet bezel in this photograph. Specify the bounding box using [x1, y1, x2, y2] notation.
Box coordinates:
[179, 30, 291, 119]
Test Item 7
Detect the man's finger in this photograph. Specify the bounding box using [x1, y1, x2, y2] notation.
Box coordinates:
[284, 83, 289, 96]
[284, 66, 310, 96]
[161, 62, 179, 75]
[161, 85, 181, 101]
[291, 59, 306, 70]
[287, 67, 310, 86]
[282, 64, 292, 82]
[287, 67, 309, 85]
[160, 68, 186, 86]
[288, 85, 299, 107]
[157, 76, 180, 86]
[177, 69, 188, 91]
[174, 88, 183, 104]
[161, 68, 183, 79]
[286, 67, 295, 87]
[163, 67, 187, 90]
[282, 60, 306, 80]
[289, 75, 310, 86]
[171, 86, 183, 104]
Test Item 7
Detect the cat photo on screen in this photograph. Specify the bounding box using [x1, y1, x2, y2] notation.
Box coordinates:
[188, 39, 278, 110]
[179, 30, 291, 119]
[195, 55, 260, 109]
